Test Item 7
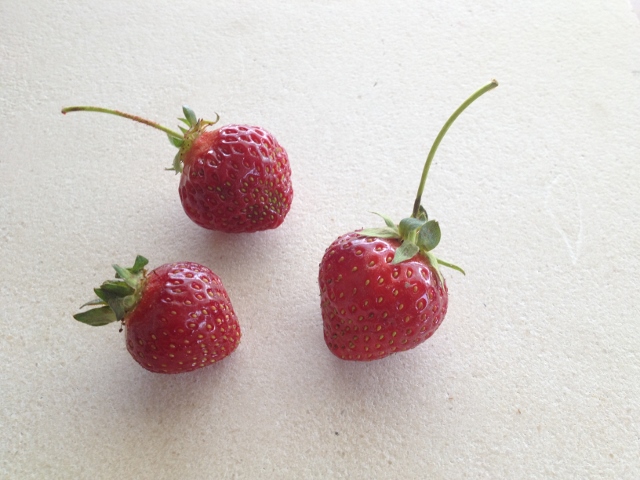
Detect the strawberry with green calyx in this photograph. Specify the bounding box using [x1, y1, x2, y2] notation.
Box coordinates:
[61, 105, 293, 233]
[318, 80, 498, 361]
[74, 255, 241, 374]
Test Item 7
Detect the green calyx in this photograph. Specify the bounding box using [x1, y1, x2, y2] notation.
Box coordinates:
[167, 106, 220, 174]
[73, 255, 149, 327]
[60, 105, 220, 174]
[360, 212, 462, 283]
[359, 80, 498, 280]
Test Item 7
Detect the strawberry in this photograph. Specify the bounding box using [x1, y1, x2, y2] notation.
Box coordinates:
[74, 256, 241, 373]
[61, 105, 293, 233]
[318, 80, 498, 361]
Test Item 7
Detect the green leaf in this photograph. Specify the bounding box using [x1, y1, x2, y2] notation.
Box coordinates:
[80, 297, 106, 308]
[130, 255, 149, 274]
[423, 252, 444, 284]
[94, 288, 109, 302]
[398, 218, 426, 238]
[73, 306, 118, 326]
[101, 280, 134, 296]
[371, 212, 396, 229]
[179, 126, 189, 135]
[182, 105, 197, 126]
[417, 205, 429, 221]
[437, 257, 466, 275]
[172, 152, 182, 173]
[178, 117, 191, 127]
[112, 265, 136, 289]
[359, 227, 401, 239]
[106, 297, 127, 321]
[111, 256, 147, 290]
[74, 255, 147, 327]
[417, 220, 441, 252]
[209, 112, 220, 125]
[168, 134, 183, 148]
[392, 241, 420, 264]
[93, 280, 126, 305]
[123, 295, 138, 311]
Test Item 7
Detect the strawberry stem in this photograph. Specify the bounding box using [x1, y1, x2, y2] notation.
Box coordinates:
[61, 106, 184, 140]
[411, 80, 498, 218]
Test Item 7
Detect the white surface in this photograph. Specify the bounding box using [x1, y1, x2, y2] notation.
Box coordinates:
[1, 1, 640, 478]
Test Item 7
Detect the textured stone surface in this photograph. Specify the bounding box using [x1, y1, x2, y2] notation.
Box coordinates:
[1, 0, 639, 478]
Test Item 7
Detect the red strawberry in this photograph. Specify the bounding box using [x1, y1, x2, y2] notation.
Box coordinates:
[61, 105, 293, 233]
[179, 123, 292, 232]
[319, 233, 448, 361]
[318, 80, 498, 361]
[74, 256, 241, 373]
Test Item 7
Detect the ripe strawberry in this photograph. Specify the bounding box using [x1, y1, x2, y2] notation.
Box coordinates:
[178, 123, 292, 232]
[319, 233, 448, 361]
[319, 80, 498, 361]
[74, 256, 241, 373]
[61, 105, 293, 233]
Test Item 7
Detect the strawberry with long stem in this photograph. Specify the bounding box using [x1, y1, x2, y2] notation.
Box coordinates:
[61, 105, 293, 233]
[318, 80, 498, 361]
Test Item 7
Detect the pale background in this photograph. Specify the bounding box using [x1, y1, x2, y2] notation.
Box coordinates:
[1, 1, 639, 478]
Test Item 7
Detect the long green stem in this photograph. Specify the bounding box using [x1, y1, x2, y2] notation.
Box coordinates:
[411, 80, 498, 218]
[61, 106, 184, 140]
